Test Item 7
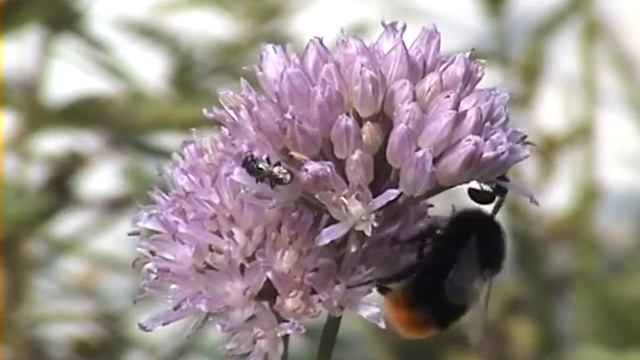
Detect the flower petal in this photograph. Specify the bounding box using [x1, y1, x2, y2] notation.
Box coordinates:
[315, 222, 352, 246]
[370, 188, 402, 210]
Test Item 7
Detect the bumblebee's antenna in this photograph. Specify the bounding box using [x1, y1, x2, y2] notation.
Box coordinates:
[490, 194, 506, 216]
[477, 175, 508, 348]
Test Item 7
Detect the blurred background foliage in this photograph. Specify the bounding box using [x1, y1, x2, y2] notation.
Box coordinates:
[4, 0, 640, 359]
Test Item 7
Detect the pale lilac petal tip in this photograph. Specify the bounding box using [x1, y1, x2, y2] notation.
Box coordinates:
[370, 188, 402, 210]
[315, 222, 352, 246]
[350, 299, 386, 329]
[497, 179, 540, 205]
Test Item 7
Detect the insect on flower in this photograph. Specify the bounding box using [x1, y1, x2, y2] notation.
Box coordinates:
[351, 208, 505, 340]
[241, 153, 293, 188]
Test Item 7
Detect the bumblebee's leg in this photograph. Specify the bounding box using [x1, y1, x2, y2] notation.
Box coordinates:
[404, 226, 438, 260]
[416, 243, 425, 262]
[376, 284, 393, 295]
[489, 174, 509, 215]
[348, 226, 439, 290]
[375, 263, 420, 285]
[347, 263, 420, 289]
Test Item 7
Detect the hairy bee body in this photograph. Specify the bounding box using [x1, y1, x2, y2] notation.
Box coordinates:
[381, 209, 506, 338]
[241, 153, 293, 188]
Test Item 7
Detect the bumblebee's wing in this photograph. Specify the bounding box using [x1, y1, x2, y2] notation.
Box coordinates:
[460, 279, 493, 347]
[444, 237, 484, 306]
[445, 237, 498, 346]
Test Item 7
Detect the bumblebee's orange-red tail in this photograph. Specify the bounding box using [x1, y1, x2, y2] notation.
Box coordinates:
[383, 289, 437, 339]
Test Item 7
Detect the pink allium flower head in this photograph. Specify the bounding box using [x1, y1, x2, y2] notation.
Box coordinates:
[133, 21, 532, 359]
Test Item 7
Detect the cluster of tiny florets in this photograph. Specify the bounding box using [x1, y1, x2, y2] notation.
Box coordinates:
[133, 21, 530, 359]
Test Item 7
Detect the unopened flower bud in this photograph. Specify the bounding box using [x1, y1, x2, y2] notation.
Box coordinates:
[351, 58, 385, 118]
[278, 66, 313, 109]
[386, 122, 417, 168]
[399, 148, 436, 196]
[450, 106, 483, 145]
[312, 84, 345, 136]
[331, 114, 363, 159]
[256, 44, 290, 97]
[285, 108, 321, 156]
[346, 149, 374, 186]
[302, 37, 333, 83]
[418, 110, 457, 156]
[415, 72, 443, 112]
[336, 35, 373, 82]
[394, 102, 425, 134]
[440, 53, 483, 97]
[252, 97, 285, 146]
[435, 135, 484, 186]
[375, 21, 407, 55]
[410, 24, 441, 75]
[300, 161, 348, 192]
[383, 79, 414, 117]
[381, 41, 410, 84]
[361, 121, 385, 154]
[425, 89, 458, 119]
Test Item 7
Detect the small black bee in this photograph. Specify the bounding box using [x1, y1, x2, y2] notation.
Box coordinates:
[355, 209, 506, 339]
[241, 153, 293, 188]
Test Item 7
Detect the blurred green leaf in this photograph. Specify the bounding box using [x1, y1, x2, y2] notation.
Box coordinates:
[4, 0, 82, 34]
[568, 345, 640, 360]
[602, 29, 640, 130]
[514, 0, 584, 106]
[29, 95, 206, 133]
[480, 0, 508, 19]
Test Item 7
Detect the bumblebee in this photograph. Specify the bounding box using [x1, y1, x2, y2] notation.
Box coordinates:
[370, 209, 506, 339]
[241, 153, 293, 188]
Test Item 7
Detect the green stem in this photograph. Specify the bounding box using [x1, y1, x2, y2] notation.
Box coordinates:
[282, 334, 290, 360]
[315, 315, 343, 360]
